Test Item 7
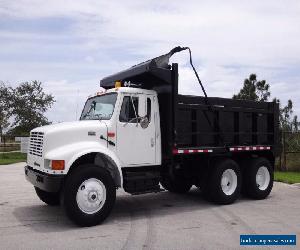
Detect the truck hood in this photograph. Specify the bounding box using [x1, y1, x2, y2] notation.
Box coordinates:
[31, 120, 108, 134]
[31, 120, 109, 155]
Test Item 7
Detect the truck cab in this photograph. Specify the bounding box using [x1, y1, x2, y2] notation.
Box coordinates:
[27, 86, 161, 171]
[25, 47, 280, 227]
[80, 87, 161, 167]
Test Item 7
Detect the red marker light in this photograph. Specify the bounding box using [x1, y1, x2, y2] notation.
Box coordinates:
[107, 132, 115, 138]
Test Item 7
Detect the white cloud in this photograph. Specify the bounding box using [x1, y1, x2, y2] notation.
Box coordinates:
[1, 0, 300, 121]
[84, 56, 95, 63]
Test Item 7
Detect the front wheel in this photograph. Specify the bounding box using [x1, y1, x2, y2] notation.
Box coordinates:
[62, 164, 116, 227]
[243, 158, 273, 199]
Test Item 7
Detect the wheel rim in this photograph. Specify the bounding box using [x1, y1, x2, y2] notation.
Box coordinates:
[256, 166, 270, 191]
[76, 178, 106, 214]
[221, 169, 237, 196]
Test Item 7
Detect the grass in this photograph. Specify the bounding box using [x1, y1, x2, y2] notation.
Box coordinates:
[274, 171, 300, 184]
[0, 144, 20, 152]
[0, 152, 27, 165]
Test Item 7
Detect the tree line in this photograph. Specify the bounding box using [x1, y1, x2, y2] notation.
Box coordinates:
[233, 74, 299, 132]
[0, 81, 55, 137]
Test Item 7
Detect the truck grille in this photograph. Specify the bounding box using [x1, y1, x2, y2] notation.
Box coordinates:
[29, 132, 44, 157]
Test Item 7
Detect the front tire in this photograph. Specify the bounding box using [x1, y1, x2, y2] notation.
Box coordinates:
[204, 159, 241, 204]
[243, 158, 273, 199]
[63, 164, 116, 227]
[35, 187, 60, 206]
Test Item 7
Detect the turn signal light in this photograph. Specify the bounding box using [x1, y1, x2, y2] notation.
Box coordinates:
[51, 160, 65, 170]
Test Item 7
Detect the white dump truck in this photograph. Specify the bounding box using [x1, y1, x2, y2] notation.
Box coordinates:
[25, 47, 280, 226]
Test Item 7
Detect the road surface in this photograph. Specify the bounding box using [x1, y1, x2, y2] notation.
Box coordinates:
[0, 163, 299, 249]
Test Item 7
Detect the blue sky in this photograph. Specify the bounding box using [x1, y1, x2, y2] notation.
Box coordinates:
[1, 0, 300, 122]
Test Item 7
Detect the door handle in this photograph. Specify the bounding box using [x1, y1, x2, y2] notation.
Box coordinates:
[151, 138, 154, 147]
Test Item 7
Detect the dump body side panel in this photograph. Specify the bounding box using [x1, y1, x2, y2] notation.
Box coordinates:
[175, 95, 280, 156]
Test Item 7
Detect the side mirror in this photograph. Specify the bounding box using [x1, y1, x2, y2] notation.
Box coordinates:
[140, 116, 149, 129]
[138, 95, 150, 129]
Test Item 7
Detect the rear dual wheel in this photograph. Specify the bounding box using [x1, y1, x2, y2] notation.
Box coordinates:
[202, 157, 273, 204]
[203, 159, 241, 204]
[243, 158, 273, 199]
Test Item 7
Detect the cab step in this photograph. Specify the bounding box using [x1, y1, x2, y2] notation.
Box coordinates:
[122, 167, 162, 194]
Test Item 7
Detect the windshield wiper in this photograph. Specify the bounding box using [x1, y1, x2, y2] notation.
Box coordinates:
[82, 101, 96, 119]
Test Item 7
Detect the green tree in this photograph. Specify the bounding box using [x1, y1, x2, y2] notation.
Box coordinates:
[0, 82, 12, 137]
[8, 81, 55, 135]
[292, 116, 299, 132]
[274, 98, 299, 132]
[234, 74, 299, 131]
[233, 74, 270, 102]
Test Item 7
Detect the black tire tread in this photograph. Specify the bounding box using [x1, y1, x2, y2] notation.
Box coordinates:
[204, 159, 241, 205]
[63, 164, 116, 227]
[244, 157, 273, 199]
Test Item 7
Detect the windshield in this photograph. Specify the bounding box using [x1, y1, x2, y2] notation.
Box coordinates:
[80, 93, 118, 120]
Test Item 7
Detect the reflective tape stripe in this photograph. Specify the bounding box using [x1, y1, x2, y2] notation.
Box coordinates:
[173, 148, 213, 154]
[229, 146, 271, 152]
[174, 146, 271, 154]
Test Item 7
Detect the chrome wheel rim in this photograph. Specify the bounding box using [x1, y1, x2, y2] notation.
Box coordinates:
[221, 169, 237, 195]
[76, 178, 106, 214]
[256, 166, 270, 191]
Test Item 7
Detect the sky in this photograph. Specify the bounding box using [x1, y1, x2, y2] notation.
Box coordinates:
[0, 0, 300, 122]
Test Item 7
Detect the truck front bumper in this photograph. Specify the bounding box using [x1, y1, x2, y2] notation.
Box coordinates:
[24, 166, 64, 193]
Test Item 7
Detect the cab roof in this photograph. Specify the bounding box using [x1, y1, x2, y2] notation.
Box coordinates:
[107, 87, 156, 95]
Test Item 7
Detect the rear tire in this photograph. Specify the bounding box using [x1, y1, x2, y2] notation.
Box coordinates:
[62, 164, 116, 227]
[243, 157, 273, 199]
[35, 187, 60, 206]
[204, 159, 241, 204]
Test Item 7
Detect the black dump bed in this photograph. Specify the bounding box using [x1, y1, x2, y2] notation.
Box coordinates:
[176, 95, 279, 148]
[100, 50, 280, 161]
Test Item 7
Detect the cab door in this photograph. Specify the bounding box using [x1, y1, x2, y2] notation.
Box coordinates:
[117, 94, 156, 166]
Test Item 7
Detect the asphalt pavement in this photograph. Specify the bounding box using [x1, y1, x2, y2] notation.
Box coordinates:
[0, 163, 299, 250]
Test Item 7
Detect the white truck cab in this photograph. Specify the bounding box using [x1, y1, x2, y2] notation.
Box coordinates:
[25, 47, 279, 227]
[27, 87, 161, 175]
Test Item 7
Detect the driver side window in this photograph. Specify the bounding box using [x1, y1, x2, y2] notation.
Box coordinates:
[119, 96, 139, 122]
